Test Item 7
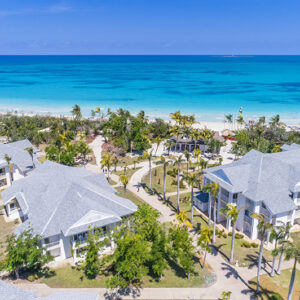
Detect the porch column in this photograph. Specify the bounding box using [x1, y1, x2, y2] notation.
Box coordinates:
[188, 144, 192, 152]
[179, 143, 182, 152]
[226, 193, 234, 230]
[217, 186, 221, 223]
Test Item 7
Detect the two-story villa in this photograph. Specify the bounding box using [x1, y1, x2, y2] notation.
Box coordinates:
[202, 146, 300, 240]
[0, 139, 39, 188]
[2, 161, 137, 261]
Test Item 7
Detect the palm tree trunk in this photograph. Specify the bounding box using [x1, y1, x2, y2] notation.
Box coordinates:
[212, 201, 216, 243]
[107, 167, 110, 181]
[271, 255, 277, 277]
[287, 258, 297, 300]
[256, 236, 265, 293]
[271, 241, 278, 277]
[149, 158, 152, 190]
[15, 267, 19, 279]
[177, 168, 180, 213]
[229, 224, 236, 264]
[277, 251, 284, 274]
[191, 186, 194, 224]
[203, 250, 207, 268]
[163, 165, 167, 202]
[208, 194, 212, 226]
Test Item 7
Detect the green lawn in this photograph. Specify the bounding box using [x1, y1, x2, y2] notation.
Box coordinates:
[249, 269, 300, 300]
[214, 234, 272, 267]
[114, 167, 142, 181]
[41, 259, 214, 288]
[142, 164, 192, 194]
[291, 232, 300, 247]
[115, 186, 147, 207]
[0, 215, 16, 259]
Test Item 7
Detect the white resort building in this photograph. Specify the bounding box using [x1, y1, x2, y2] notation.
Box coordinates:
[200, 144, 300, 240]
[0, 139, 39, 189]
[2, 161, 137, 261]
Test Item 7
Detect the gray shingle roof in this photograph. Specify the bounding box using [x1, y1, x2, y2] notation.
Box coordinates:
[2, 161, 137, 238]
[0, 280, 99, 299]
[281, 143, 300, 151]
[204, 149, 298, 215]
[0, 139, 39, 172]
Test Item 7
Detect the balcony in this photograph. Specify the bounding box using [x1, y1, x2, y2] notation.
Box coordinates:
[44, 240, 60, 248]
[260, 207, 270, 217]
[244, 215, 252, 225]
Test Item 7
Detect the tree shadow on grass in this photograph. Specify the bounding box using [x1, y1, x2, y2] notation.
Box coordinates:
[211, 243, 229, 262]
[244, 253, 272, 275]
[165, 196, 177, 212]
[165, 256, 188, 279]
[245, 280, 278, 300]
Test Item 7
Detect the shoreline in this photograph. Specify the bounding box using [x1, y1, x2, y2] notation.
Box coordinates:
[1, 110, 298, 132]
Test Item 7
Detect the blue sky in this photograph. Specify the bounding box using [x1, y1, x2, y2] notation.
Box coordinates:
[0, 0, 299, 54]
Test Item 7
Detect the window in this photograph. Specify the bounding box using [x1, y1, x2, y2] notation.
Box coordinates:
[262, 202, 266, 209]
[0, 168, 5, 176]
[244, 209, 250, 217]
[73, 231, 88, 242]
[9, 201, 18, 211]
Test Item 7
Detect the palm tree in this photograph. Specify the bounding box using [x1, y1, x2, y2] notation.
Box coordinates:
[198, 225, 213, 268]
[71, 104, 82, 119]
[269, 221, 291, 277]
[113, 156, 118, 172]
[170, 110, 182, 125]
[183, 172, 199, 224]
[183, 150, 191, 172]
[224, 114, 233, 130]
[25, 147, 35, 168]
[251, 213, 273, 293]
[221, 291, 232, 300]
[175, 211, 192, 228]
[154, 136, 163, 156]
[4, 154, 13, 182]
[220, 203, 243, 264]
[173, 155, 183, 213]
[160, 156, 170, 202]
[191, 129, 202, 150]
[165, 140, 175, 156]
[142, 150, 153, 190]
[101, 152, 114, 181]
[170, 125, 182, 151]
[276, 222, 292, 275]
[120, 174, 129, 194]
[203, 182, 219, 241]
[283, 241, 300, 300]
[236, 115, 244, 128]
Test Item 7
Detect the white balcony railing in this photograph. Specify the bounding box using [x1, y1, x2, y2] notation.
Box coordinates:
[244, 215, 252, 224]
[44, 240, 60, 248]
[260, 207, 270, 217]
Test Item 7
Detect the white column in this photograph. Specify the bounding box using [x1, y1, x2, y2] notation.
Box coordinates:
[217, 186, 221, 222]
[251, 203, 260, 240]
[226, 193, 234, 230]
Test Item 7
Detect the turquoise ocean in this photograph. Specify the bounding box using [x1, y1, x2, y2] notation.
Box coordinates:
[0, 55, 300, 123]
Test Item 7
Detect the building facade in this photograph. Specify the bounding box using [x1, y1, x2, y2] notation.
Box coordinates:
[2, 161, 137, 261]
[201, 146, 300, 240]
